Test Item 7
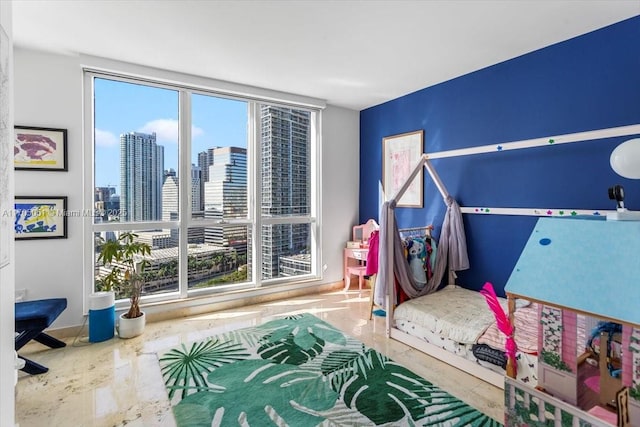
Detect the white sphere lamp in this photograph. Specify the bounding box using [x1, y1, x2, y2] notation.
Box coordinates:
[607, 137, 640, 221]
[610, 138, 640, 179]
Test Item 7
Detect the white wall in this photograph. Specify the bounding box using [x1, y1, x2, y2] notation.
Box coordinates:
[322, 105, 361, 275]
[13, 47, 360, 329]
[13, 48, 83, 329]
[0, 1, 15, 425]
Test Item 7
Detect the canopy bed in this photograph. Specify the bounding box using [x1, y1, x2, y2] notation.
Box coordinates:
[375, 153, 539, 388]
[374, 123, 640, 396]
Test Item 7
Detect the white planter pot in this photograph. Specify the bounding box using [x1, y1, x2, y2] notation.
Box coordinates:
[117, 311, 146, 339]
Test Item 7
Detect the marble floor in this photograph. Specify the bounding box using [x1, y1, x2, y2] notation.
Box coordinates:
[15, 288, 504, 426]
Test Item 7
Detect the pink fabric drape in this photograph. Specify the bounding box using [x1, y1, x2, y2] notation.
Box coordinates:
[480, 282, 517, 377]
[366, 230, 379, 276]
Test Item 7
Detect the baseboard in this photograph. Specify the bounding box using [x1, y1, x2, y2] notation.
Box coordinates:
[46, 281, 345, 339]
[144, 281, 344, 322]
[46, 323, 87, 340]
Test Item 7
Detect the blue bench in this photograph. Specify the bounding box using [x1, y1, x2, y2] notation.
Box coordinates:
[15, 298, 67, 375]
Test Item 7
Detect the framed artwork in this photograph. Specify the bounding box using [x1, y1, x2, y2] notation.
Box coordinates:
[382, 130, 424, 207]
[14, 126, 68, 171]
[14, 196, 68, 240]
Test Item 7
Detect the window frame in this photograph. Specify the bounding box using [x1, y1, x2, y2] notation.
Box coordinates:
[82, 68, 323, 312]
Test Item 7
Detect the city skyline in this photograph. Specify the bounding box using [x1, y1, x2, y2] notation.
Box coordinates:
[94, 77, 248, 192]
[93, 77, 313, 285]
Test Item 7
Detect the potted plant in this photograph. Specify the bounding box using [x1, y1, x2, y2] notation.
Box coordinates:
[96, 231, 151, 338]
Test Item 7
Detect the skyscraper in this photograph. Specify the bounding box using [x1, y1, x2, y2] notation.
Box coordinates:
[161, 169, 178, 222]
[94, 186, 118, 221]
[204, 146, 247, 255]
[189, 165, 205, 243]
[260, 106, 311, 279]
[197, 148, 216, 212]
[162, 167, 205, 244]
[197, 148, 216, 184]
[120, 131, 164, 221]
[191, 164, 202, 214]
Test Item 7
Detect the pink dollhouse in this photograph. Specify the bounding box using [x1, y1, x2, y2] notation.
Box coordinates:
[504, 217, 640, 426]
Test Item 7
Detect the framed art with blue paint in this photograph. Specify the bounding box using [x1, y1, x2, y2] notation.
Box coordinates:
[14, 126, 68, 171]
[14, 196, 67, 240]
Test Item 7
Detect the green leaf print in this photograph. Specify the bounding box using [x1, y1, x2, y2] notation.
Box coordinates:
[258, 332, 324, 365]
[172, 359, 338, 426]
[159, 337, 250, 400]
[172, 394, 220, 427]
[257, 313, 347, 350]
[320, 349, 363, 376]
[329, 349, 500, 426]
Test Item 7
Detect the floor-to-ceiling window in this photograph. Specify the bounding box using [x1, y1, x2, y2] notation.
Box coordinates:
[85, 71, 320, 305]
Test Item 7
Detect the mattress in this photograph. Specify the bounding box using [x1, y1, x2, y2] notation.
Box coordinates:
[395, 316, 538, 385]
[393, 286, 538, 386]
[477, 303, 539, 354]
[393, 286, 501, 344]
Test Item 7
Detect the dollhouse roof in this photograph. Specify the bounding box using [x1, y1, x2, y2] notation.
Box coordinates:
[504, 216, 640, 328]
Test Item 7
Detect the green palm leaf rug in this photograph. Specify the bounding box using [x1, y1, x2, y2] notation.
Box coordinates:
[158, 313, 503, 426]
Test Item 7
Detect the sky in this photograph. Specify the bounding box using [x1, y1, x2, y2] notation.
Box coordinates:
[94, 78, 248, 193]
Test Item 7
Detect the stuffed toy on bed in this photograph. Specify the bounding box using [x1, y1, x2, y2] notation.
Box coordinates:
[406, 238, 427, 287]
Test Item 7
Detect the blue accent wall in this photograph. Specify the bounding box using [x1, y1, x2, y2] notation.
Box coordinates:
[359, 16, 640, 296]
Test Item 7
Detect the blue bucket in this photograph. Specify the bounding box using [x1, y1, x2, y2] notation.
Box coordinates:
[88, 292, 115, 342]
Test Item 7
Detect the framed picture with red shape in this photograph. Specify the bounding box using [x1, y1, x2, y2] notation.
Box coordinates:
[14, 126, 68, 171]
[382, 130, 424, 208]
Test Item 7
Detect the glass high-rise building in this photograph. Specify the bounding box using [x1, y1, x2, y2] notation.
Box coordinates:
[197, 148, 215, 184]
[191, 164, 202, 214]
[197, 148, 216, 212]
[161, 169, 178, 222]
[94, 186, 118, 222]
[120, 131, 164, 221]
[162, 167, 205, 244]
[260, 106, 311, 279]
[204, 146, 248, 255]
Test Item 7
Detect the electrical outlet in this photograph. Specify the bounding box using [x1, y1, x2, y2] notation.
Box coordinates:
[15, 289, 27, 302]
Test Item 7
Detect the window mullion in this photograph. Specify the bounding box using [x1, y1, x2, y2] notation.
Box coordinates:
[178, 90, 191, 298]
[311, 110, 321, 277]
[83, 74, 96, 314]
[249, 102, 262, 288]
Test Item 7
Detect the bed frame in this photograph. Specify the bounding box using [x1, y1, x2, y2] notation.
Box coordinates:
[381, 123, 640, 390]
[390, 319, 505, 388]
[382, 152, 509, 388]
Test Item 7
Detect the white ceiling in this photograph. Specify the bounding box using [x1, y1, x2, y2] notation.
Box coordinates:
[11, 0, 640, 111]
